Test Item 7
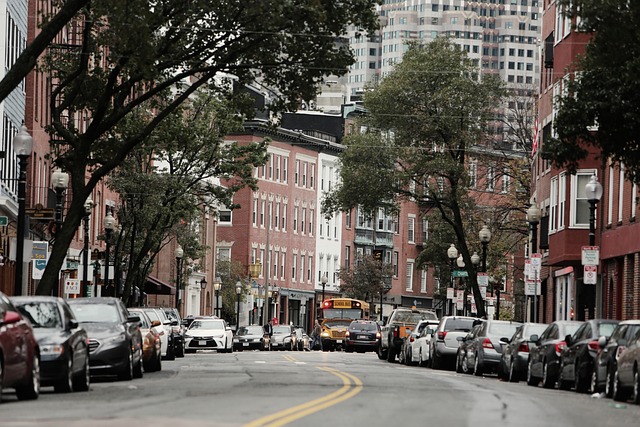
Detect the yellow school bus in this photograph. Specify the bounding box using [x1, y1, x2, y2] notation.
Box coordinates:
[319, 298, 370, 350]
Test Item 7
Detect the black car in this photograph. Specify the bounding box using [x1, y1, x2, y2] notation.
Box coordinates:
[11, 296, 90, 393]
[233, 325, 268, 351]
[344, 320, 380, 353]
[499, 322, 548, 382]
[68, 297, 143, 381]
[593, 320, 640, 397]
[527, 320, 583, 388]
[558, 319, 619, 393]
[162, 307, 186, 357]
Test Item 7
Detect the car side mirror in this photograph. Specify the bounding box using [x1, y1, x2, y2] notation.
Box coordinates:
[500, 337, 510, 344]
[68, 319, 79, 330]
[529, 334, 539, 343]
[171, 320, 179, 326]
[151, 320, 162, 327]
[127, 315, 141, 323]
[597, 336, 607, 348]
[564, 334, 572, 346]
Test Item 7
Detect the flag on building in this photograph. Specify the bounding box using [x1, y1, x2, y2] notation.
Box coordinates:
[531, 116, 539, 157]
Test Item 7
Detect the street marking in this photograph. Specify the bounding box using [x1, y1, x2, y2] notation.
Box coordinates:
[254, 361, 266, 364]
[283, 354, 297, 363]
[243, 367, 363, 427]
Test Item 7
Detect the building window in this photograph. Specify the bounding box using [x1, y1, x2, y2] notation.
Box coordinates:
[301, 208, 306, 234]
[618, 164, 625, 223]
[501, 174, 510, 194]
[549, 177, 558, 233]
[295, 160, 300, 185]
[268, 153, 273, 179]
[408, 216, 415, 243]
[292, 254, 297, 281]
[486, 166, 495, 191]
[218, 209, 231, 223]
[282, 204, 287, 231]
[469, 161, 477, 188]
[293, 206, 298, 232]
[559, 173, 566, 230]
[406, 261, 414, 291]
[570, 171, 597, 227]
[283, 157, 288, 183]
[422, 219, 429, 242]
[344, 246, 350, 271]
[393, 251, 399, 277]
[608, 164, 614, 225]
[275, 202, 280, 230]
[252, 198, 258, 226]
[345, 209, 351, 228]
[310, 164, 315, 189]
[260, 200, 265, 227]
[421, 269, 427, 292]
[309, 210, 314, 236]
[307, 256, 313, 281]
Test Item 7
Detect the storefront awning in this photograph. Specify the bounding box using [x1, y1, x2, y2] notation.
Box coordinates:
[144, 276, 176, 295]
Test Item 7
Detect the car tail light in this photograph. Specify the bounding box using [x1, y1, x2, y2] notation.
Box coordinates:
[555, 341, 567, 355]
[587, 340, 599, 351]
[345, 331, 350, 338]
[616, 346, 626, 360]
[376, 331, 381, 339]
[482, 338, 493, 349]
[393, 326, 399, 338]
[410, 336, 415, 342]
[518, 342, 529, 352]
[437, 331, 447, 341]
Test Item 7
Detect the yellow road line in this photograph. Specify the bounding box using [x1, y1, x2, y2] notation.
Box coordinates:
[243, 367, 363, 427]
[282, 354, 297, 362]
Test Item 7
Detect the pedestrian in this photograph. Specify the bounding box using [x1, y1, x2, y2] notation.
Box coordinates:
[311, 319, 323, 351]
[263, 319, 273, 350]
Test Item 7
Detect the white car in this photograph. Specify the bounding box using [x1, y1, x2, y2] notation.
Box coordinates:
[411, 320, 439, 367]
[139, 308, 174, 359]
[184, 317, 234, 353]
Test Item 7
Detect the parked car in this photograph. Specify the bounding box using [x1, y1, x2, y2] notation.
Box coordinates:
[612, 328, 640, 403]
[401, 319, 439, 365]
[558, 319, 619, 392]
[344, 320, 380, 353]
[128, 308, 162, 372]
[184, 317, 233, 353]
[499, 322, 548, 382]
[162, 307, 185, 357]
[429, 316, 478, 370]
[233, 325, 269, 351]
[414, 321, 439, 367]
[460, 320, 521, 376]
[526, 320, 583, 388]
[140, 307, 176, 360]
[594, 320, 640, 397]
[271, 324, 296, 351]
[294, 327, 311, 351]
[0, 291, 40, 402]
[67, 297, 143, 380]
[456, 323, 484, 374]
[12, 296, 90, 393]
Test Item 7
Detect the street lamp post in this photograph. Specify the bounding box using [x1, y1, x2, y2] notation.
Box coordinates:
[320, 274, 328, 304]
[51, 168, 69, 297]
[104, 208, 116, 296]
[447, 244, 458, 316]
[479, 225, 492, 274]
[585, 175, 603, 319]
[82, 196, 94, 297]
[456, 254, 466, 315]
[213, 275, 222, 317]
[200, 277, 207, 316]
[527, 200, 541, 323]
[235, 281, 242, 328]
[13, 126, 33, 296]
[175, 246, 183, 313]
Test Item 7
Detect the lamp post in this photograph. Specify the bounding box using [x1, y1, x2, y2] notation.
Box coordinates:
[213, 275, 222, 317]
[447, 244, 458, 316]
[320, 274, 328, 304]
[51, 168, 69, 297]
[200, 277, 207, 316]
[13, 126, 33, 296]
[82, 196, 94, 297]
[479, 225, 492, 274]
[175, 245, 183, 313]
[585, 175, 603, 319]
[235, 281, 242, 328]
[103, 208, 116, 296]
[456, 254, 466, 315]
[527, 200, 541, 323]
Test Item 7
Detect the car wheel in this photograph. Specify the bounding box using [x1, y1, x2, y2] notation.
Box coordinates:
[526, 359, 538, 386]
[633, 369, 640, 405]
[590, 369, 599, 394]
[557, 366, 571, 391]
[133, 356, 143, 379]
[474, 353, 482, 376]
[455, 351, 463, 373]
[606, 366, 615, 398]
[542, 360, 555, 389]
[118, 349, 134, 381]
[613, 370, 630, 402]
[387, 346, 396, 363]
[575, 361, 588, 393]
[0, 359, 4, 403]
[16, 354, 40, 401]
[54, 357, 74, 393]
[431, 351, 441, 370]
[73, 355, 90, 392]
[166, 338, 176, 360]
[418, 350, 425, 368]
[508, 359, 518, 383]
[176, 341, 185, 358]
[156, 352, 162, 371]
[377, 343, 388, 360]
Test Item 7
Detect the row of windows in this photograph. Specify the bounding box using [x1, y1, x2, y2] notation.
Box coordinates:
[468, 163, 512, 193]
[255, 155, 319, 191]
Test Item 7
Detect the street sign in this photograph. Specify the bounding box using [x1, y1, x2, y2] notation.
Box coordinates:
[25, 204, 55, 220]
[452, 270, 468, 277]
[446, 287, 454, 299]
[530, 253, 542, 272]
[456, 290, 464, 310]
[584, 265, 597, 285]
[64, 279, 80, 294]
[582, 246, 600, 266]
[0, 215, 7, 226]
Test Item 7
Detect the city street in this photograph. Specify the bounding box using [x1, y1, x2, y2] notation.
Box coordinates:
[2, 350, 639, 427]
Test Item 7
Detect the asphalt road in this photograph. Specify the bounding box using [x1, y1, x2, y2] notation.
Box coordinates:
[2, 350, 639, 427]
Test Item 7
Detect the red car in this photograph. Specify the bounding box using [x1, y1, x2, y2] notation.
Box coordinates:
[0, 291, 40, 402]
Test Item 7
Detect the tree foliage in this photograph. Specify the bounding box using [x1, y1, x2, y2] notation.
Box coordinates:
[337, 254, 393, 301]
[323, 38, 507, 318]
[36, 0, 379, 295]
[549, 1, 640, 182]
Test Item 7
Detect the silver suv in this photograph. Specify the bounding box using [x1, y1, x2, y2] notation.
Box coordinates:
[429, 316, 479, 370]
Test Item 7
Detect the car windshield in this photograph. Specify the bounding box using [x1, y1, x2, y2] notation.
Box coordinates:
[144, 310, 161, 322]
[524, 324, 548, 338]
[238, 326, 263, 335]
[488, 322, 521, 338]
[596, 322, 618, 338]
[189, 320, 224, 330]
[349, 322, 377, 331]
[323, 320, 351, 328]
[322, 308, 362, 319]
[130, 311, 150, 328]
[394, 311, 436, 324]
[16, 302, 62, 328]
[70, 303, 120, 323]
[444, 318, 476, 332]
[273, 325, 292, 334]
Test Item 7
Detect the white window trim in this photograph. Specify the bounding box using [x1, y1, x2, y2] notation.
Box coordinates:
[569, 169, 597, 229]
[549, 176, 558, 234]
[420, 269, 427, 293]
[408, 215, 416, 244]
[618, 164, 625, 223]
[608, 164, 614, 225]
[406, 259, 414, 292]
[558, 173, 566, 231]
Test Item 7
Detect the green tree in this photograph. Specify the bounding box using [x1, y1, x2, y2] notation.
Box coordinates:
[107, 89, 265, 305]
[548, 1, 640, 182]
[337, 254, 392, 301]
[36, 0, 379, 295]
[323, 39, 505, 318]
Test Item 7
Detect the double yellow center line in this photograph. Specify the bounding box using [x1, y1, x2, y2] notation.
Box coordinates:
[243, 366, 363, 427]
